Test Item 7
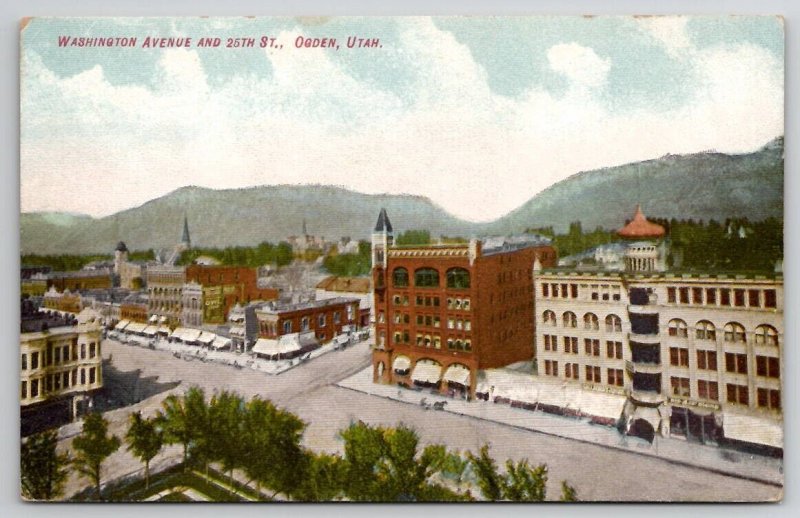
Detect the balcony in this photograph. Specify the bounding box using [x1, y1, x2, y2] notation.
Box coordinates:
[629, 389, 665, 405]
[628, 332, 661, 345]
[627, 362, 662, 375]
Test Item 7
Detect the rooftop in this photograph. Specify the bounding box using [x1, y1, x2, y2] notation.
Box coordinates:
[316, 276, 372, 293]
[617, 205, 665, 239]
[255, 296, 360, 315]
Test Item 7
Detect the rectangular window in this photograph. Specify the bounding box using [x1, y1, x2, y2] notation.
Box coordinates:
[81, 343, 86, 359]
[756, 356, 780, 378]
[724, 353, 748, 374]
[542, 284, 549, 297]
[679, 288, 689, 304]
[734, 289, 746, 307]
[47, 344, 53, 366]
[570, 284, 578, 298]
[54, 346, 61, 364]
[698, 380, 719, 401]
[671, 377, 691, 397]
[71, 369, 77, 386]
[21, 381, 27, 399]
[560, 284, 568, 298]
[667, 287, 676, 303]
[334, 312, 341, 324]
[720, 289, 731, 306]
[584, 365, 601, 383]
[748, 290, 760, 308]
[31, 379, 39, 398]
[696, 350, 717, 370]
[89, 367, 96, 384]
[544, 360, 558, 377]
[764, 289, 777, 308]
[757, 388, 781, 410]
[31, 352, 39, 370]
[705, 288, 717, 305]
[21, 354, 27, 371]
[726, 384, 749, 406]
[318, 314, 326, 327]
[670, 347, 689, 367]
[607, 369, 624, 387]
[692, 287, 703, 304]
[89, 343, 96, 359]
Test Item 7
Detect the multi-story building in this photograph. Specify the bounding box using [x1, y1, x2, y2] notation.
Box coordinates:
[181, 281, 203, 327]
[185, 265, 280, 325]
[533, 206, 783, 451]
[147, 265, 186, 327]
[21, 304, 104, 434]
[120, 292, 149, 323]
[46, 269, 113, 292]
[252, 297, 360, 359]
[315, 276, 372, 327]
[42, 287, 83, 314]
[228, 302, 264, 353]
[114, 241, 147, 290]
[369, 208, 558, 398]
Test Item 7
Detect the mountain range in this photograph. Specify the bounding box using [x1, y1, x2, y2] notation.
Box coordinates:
[21, 137, 783, 255]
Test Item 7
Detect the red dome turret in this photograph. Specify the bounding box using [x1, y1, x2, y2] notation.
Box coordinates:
[617, 205, 665, 239]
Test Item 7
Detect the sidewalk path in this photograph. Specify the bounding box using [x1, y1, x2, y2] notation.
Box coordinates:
[337, 367, 783, 487]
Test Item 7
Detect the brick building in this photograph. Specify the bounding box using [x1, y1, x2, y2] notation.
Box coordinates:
[47, 269, 113, 292]
[185, 265, 279, 325]
[369, 208, 557, 398]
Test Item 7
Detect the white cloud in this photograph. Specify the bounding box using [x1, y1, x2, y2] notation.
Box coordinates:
[547, 43, 611, 89]
[637, 16, 693, 57]
[21, 18, 783, 224]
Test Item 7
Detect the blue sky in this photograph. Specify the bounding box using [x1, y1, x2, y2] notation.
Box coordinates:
[21, 16, 784, 221]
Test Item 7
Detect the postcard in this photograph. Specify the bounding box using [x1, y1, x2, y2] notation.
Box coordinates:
[19, 16, 784, 502]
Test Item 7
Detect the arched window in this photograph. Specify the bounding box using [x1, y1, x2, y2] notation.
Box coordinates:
[563, 311, 577, 328]
[414, 268, 440, 288]
[668, 319, 688, 338]
[392, 267, 409, 287]
[543, 310, 557, 326]
[446, 268, 471, 289]
[583, 313, 599, 330]
[724, 322, 746, 343]
[695, 321, 716, 341]
[605, 314, 622, 332]
[754, 325, 778, 346]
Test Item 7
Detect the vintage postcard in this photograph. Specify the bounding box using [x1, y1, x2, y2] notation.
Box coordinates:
[19, 16, 784, 502]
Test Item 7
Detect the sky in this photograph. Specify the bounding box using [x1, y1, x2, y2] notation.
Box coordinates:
[20, 16, 784, 222]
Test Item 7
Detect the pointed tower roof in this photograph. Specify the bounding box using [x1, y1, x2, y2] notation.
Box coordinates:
[115, 241, 128, 253]
[617, 204, 665, 239]
[181, 215, 191, 245]
[374, 208, 393, 233]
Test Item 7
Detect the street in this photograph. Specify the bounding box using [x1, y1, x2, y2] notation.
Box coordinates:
[57, 337, 782, 502]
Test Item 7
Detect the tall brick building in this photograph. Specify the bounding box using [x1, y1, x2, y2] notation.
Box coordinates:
[185, 265, 279, 324]
[370, 209, 557, 397]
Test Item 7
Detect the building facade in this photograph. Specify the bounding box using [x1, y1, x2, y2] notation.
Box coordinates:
[315, 276, 373, 326]
[185, 265, 280, 325]
[255, 297, 360, 343]
[47, 269, 113, 292]
[147, 265, 186, 327]
[369, 208, 557, 397]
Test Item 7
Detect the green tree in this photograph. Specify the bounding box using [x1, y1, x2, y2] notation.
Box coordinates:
[20, 430, 70, 501]
[72, 412, 121, 500]
[294, 452, 346, 501]
[207, 390, 246, 484]
[156, 387, 207, 469]
[502, 458, 547, 501]
[124, 411, 163, 489]
[466, 444, 504, 501]
[396, 230, 431, 246]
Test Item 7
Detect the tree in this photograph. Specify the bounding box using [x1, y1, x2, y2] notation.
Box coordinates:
[72, 412, 121, 500]
[293, 451, 346, 502]
[396, 230, 431, 246]
[125, 411, 163, 489]
[468, 444, 567, 502]
[559, 480, 578, 502]
[207, 390, 246, 483]
[466, 444, 504, 501]
[156, 387, 207, 469]
[20, 430, 70, 501]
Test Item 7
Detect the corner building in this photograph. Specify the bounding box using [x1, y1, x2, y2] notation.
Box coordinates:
[370, 209, 557, 397]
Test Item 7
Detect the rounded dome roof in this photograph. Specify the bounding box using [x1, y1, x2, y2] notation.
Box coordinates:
[617, 205, 665, 239]
[115, 241, 129, 252]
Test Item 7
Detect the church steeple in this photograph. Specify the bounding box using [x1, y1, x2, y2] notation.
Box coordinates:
[181, 214, 191, 248]
[302, 218, 308, 236]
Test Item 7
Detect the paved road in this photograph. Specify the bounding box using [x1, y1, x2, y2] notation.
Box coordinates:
[57, 338, 782, 502]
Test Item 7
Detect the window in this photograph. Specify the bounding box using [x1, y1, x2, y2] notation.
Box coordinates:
[608, 369, 624, 387]
[725, 353, 748, 374]
[706, 288, 717, 305]
[606, 341, 622, 359]
[565, 363, 579, 379]
[55, 347, 61, 364]
[695, 321, 716, 341]
[583, 313, 599, 330]
[692, 287, 703, 304]
[734, 289, 746, 307]
[31, 352, 39, 370]
[697, 380, 719, 401]
[585, 365, 601, 383]
[605, 314, 622, 332]
[757, 388, 781, 410]
[392, 267, 409, 287]
[543, 310, 557, 326]
[544, 335, 557, 351]
[463, 319, 470, 331]
[414, 268, 439, 287]
[667, 287, 676, 303]
[318, 314, 326, 327]
[564, 336, 578, 354]
[562, 312, 577, 328]
[755, 356, 780, 378]
[21, 381, 27, 399]
[446, 268, 470, 289]
[71, 370, 77, 386]
[89, 343, 96, 359]
[748, 289, 760, 307]
[334, 312, 341, 324]
[720, 289, 731, 306]
[571, 284, 578, 298]
[393, 295, 402, 306]
[668, 319, 688, 338]
[696, 350, 717, 370]
[301, 317, 311, 331]
[754, 325, 778, 346]
[584, 339, 600, 356]
[31, 379, 39, 398]
[726, 384, 749, 406]
[21, 354, 27, 371]
[542, 284, 549, 297]
[723, 322, 746, 343]
[283, 321, 292, 334]
[89, 367, 96, 384]
[678, 288, 689, 304]
[671, 377, 690, 397]
[544, 360, 558, 377]
[669, 347, 689, 367]
[393, 332, 402, 345]
[764, 289, 777, 308]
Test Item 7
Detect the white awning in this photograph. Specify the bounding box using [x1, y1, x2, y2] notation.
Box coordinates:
[393, 356, 411, 372]
[252, 338, 282, 356]
[115, 319, 130, 330]
[724, 412, 783, 449]
[211, 337, 231, 350]
[253, 332, 317, 357]
[126, 322, 148, 334]
[156, 325, 171, 335]
[170, 327, 188, 339]
[575, 391, 627, 421]
[443, 364, 471, 386]
[412, 361, 441, 384]
[141, 325, 158, 336]
[181, 328, 202, 343]
[197, 332, 216, 345]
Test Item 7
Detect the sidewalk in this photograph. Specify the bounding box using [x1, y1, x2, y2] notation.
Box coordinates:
[337, 367, 783, 487]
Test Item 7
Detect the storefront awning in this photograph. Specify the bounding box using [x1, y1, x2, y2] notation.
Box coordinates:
[575, 391, 627, 421]
[126, 322, 148, 334]
[156, 325, 171, 335]
[443, 364, 471, 386]
[181, 328, 202, 343]
[412, 362, 441, 384]
[115, 319, 130, 331]
[141, 325, 158, 336]
[724, 412, 783, 449]
[170, 327, 188, 339]
[197, 332, 216, 345]
[211, 337, 231, 350]
[632, 406, 662, 431]
[393, 356, 410, 372]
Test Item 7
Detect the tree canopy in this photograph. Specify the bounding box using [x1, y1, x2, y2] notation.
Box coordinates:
[21, 430, 70, 501]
